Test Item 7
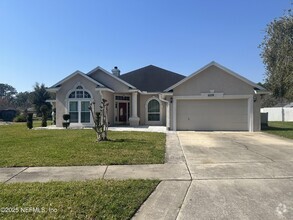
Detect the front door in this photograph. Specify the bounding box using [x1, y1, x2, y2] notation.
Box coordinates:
[119, 103, 127, 122]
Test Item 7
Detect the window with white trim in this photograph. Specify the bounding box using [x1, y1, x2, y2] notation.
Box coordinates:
[68, 86, 91, 99]
[148, 99, 160, 121]
[68, 85, 92, 123]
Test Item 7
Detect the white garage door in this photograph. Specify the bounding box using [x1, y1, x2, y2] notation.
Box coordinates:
[176, 99, 248, 131]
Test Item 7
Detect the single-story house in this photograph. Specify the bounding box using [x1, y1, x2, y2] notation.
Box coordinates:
[47, 61, 268, 131]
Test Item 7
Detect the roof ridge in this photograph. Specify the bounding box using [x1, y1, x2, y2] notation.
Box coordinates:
[121, 65, 184, 77]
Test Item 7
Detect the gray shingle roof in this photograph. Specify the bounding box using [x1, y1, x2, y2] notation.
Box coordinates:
[119, 65, 185, 92]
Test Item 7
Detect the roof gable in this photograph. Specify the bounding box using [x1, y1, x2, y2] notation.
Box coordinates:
[87, 66, 136, 89]
[120, 65, 185, 92]
[49, 70, 106, 89]
[165, 61, 266, 92]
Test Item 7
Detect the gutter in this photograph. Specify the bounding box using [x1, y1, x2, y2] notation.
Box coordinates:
[159, 93, 170, 130]
[254, 90, 270, 95]
[99, 90, 104, 100]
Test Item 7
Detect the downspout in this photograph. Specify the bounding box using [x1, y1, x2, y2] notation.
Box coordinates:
[159, 93, 170, 130]
[99, 90, 104, 100]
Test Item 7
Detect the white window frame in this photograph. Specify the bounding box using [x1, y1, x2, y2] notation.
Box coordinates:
[65, 83, 94, 125]
[145, 97, 162, 125]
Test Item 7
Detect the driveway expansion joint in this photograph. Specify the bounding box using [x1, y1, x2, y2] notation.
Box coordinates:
[176, 132, 192, 180]
[175, 180, 192, 220]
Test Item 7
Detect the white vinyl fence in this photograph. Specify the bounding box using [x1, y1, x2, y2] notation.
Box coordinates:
[261, 107, 293, 122]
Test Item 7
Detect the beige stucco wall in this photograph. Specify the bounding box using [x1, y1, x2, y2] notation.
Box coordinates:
[55, 74, 102, 127]
[171, 65, 261, 131]
[90, 69, 130, 92]
[101, 91, 115, 126]
[139, 94, 166, 126]
[174, 66, 254, 96]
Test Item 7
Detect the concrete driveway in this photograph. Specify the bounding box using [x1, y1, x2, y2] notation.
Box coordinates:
[176, 132, 293, 219]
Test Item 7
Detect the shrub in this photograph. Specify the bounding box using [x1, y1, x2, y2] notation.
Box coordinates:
[63, 114, 70, 129]
[0, 110, 17, 122]
[62, 122, 70, 129]
[40, 105, 48, 127]
[13, 114, 27, 122]
[26, 113, 33, 129]
[63, 114, 70, 121]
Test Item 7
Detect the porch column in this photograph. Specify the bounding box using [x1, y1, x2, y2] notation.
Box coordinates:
[129, 92, 140, 126]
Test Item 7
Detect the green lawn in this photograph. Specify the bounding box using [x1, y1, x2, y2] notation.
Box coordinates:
[263, 121, 293, 139]
[0, 179, 159, 220]
[0, 123, 165, 167]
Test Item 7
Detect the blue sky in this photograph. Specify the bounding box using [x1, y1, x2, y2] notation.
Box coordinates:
[0, 0, 291, 92]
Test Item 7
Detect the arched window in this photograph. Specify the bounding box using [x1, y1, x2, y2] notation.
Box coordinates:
[67, 85, 92, 124]
[68, 86, 91, 99]
[148, 99, 160, 121]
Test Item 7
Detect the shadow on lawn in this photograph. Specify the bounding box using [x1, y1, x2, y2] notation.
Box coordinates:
[111, 139, 148, 143]
[262, 126, 293, 131]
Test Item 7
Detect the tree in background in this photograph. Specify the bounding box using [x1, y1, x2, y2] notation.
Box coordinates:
[31, 83, 51, 116]
[14, 92, 33, 111]
[257, 82, 279, 107]
[0, 83, 17, 109]
[0, 83, 17, 100]
[259, 9, 293, 102]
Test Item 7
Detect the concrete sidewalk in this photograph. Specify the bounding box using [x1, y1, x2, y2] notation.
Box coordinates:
[0, 132, 190, 183]
[1, 163, 191, 183]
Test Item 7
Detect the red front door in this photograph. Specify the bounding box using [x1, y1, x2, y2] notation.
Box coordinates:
[119, 103, 127, 122]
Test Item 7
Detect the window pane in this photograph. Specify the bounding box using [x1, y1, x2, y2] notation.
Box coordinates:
[76, 91, 83, 98]
[81, 112, 90, 123]
[115, 96, 130, 100]
[148, 113, 160, 121]
[84, 91, 91, 98]
[148, 100, 160, 112]
[69, 92, 75, 98]
[76, 85, 83, 89]
[81, 101, 90, 111]
[69, 102, 78, 111]
[70, 112, 78, 123]
[69, 101, 78, 123]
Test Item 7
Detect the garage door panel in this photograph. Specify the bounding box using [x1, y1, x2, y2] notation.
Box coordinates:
[177, 99, 248, 131]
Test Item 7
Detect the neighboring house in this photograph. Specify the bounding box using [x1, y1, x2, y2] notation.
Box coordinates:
[47, 61, 268, 131]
